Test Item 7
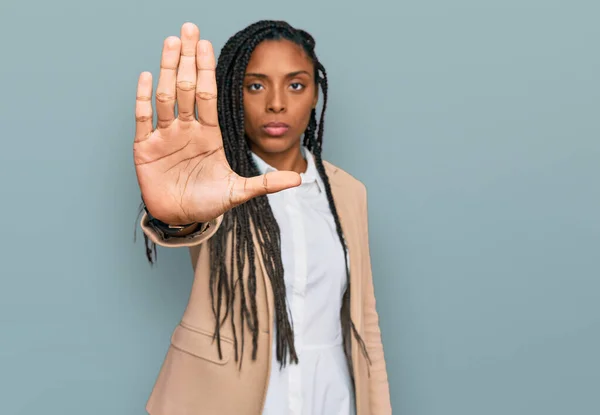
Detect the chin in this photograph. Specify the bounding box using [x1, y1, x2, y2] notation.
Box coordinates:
[250, 135, 300, 154]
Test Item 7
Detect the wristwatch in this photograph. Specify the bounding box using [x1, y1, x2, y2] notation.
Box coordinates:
[142, 201, 197, 233]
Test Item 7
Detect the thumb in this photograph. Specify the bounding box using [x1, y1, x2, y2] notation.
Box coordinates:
[235, 171, 302, 202]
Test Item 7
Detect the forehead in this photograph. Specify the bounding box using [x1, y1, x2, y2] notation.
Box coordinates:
[246, 39, 313, 74]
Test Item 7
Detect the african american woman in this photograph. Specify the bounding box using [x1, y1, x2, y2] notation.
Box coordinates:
[134, 20, 391, 415]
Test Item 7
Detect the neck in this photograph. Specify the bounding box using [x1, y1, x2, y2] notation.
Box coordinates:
[251, 143, 308, 174]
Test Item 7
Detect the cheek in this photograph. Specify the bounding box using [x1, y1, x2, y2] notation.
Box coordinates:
[243, 99, 261, 128]
[294, 97, 314, 124]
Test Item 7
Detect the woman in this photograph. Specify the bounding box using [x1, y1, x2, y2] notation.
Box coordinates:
[134, 20, 391, 415]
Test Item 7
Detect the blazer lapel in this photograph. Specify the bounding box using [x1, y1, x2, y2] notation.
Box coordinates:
[324, 162, 363, 332]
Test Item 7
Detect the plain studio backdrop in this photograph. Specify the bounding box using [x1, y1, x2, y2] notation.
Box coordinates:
[0, 0, 598, 414]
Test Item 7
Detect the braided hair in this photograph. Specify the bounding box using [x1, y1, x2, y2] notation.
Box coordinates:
[141, 20, 370, 374]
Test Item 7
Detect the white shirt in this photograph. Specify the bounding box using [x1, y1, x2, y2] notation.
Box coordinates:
[251, 146, 355, 415]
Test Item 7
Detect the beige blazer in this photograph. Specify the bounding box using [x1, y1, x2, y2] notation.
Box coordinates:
[140, 160, 392, 415]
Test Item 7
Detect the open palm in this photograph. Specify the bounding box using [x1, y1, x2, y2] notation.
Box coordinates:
[133, 22, 301, 225]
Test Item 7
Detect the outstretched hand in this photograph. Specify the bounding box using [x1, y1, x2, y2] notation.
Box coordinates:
[133, 22, 301, 225]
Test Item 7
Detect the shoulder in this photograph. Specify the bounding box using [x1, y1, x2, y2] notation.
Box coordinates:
[323, 159, 368, 202]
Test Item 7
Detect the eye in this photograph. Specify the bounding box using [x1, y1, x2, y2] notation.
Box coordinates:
[290, 83, 305, 91]
[247, 83, 264, 92]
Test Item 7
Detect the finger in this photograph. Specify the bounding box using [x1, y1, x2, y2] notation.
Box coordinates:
[196, 39, 218, 127]
[236, 171, 302, 203]
[135, 72, 153, 142]
[176, 23, 200, 122]
[156, 36, 181, 129]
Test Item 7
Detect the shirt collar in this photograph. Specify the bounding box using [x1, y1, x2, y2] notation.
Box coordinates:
[250, 145, 324, 193]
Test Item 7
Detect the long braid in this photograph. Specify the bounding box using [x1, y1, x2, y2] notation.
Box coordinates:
[140, 20, 371, 373]
[304, 67, 372, 381]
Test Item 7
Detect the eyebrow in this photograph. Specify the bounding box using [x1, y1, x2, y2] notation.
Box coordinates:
[244, 70, 312, 79]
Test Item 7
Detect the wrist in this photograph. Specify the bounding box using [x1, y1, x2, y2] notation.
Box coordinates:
[147, 216, 203, 237]
[170, 222, 203, 236]
[142, 199, 200, 235]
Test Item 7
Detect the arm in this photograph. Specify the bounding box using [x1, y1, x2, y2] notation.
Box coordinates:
[360, 185, 392, 414]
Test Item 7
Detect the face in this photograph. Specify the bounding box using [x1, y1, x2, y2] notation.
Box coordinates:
[243, 39, 318, 156]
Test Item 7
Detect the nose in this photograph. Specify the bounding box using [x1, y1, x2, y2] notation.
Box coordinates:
[266, 88, 286, 114]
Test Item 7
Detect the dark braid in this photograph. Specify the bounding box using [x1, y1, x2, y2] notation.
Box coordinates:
[140, 20, 370, 373]
[302, 64, 372, 376]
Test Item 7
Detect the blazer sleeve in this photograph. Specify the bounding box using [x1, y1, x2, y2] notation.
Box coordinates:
[139, 211, 223, 248]
[360, 184, 393, 414]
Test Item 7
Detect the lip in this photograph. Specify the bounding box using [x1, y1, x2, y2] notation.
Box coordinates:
[262, 122, 290, 137]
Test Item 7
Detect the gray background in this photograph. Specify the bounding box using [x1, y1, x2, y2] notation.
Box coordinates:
[1, 0, 599, 414]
